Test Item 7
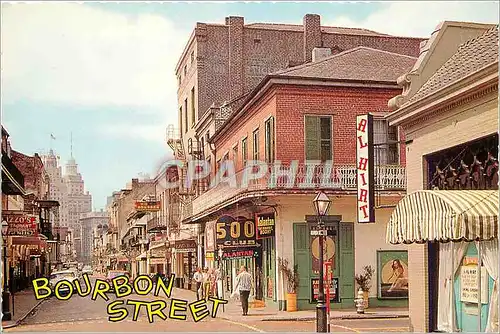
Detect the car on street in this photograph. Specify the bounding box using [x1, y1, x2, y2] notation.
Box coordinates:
[82, 265, 93, 275]
[49, 270, 78, 296]
[106, 270, 132, 292]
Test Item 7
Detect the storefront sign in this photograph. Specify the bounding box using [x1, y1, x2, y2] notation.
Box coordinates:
[2, 214, 38, 236]
[149, 258, 165, 265]
[377, 250, 409, 299]
[256, 214, 275, 239]
[460, 265, 488, 304]
[267, 277, 274, 299]
[310, 278, 339, 303]
[221, 248, 259, 260]
[310, 226, 336, 274]
[215, 215, 257, 248]
[205, 251, 214, 260]
[205, 221, 216, 251]
[356, 114, 375, 223]
[134, 201, 161, 212]
[175, 240, 197, 253]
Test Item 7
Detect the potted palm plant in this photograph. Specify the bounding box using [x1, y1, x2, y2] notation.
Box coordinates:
[355, 265, 375, 309]
[278, 258, 300, 312]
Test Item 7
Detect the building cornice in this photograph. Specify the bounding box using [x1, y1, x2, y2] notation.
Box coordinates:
[387, 62, 499, 128]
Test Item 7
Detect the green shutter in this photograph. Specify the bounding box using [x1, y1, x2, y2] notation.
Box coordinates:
[339, 222, 354, 304]
[305, 116, 320, 160]
[293, 223, 310, 302]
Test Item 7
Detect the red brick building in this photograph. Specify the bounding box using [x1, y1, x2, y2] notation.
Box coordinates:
[182, 46, 415, 310]
[164, 15, 425, 289]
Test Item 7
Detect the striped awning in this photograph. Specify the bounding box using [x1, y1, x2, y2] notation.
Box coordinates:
[387, 190, 498, 244]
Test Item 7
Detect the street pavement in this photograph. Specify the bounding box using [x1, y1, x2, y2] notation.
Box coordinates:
[4, 277, 409, 332]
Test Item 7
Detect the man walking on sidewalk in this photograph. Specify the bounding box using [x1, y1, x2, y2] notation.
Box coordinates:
[232, 266, 253, 316]
[193, 268, 203, 300]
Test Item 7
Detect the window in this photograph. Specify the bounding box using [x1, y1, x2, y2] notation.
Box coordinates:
[252, 129, 259, 160]
[242, 137, 248, 166]
[190, 51, 195, 64]
[232, 145, 238, 168]
[191, 87, 195, 127]
[265, 117, 275, 163]
[374, 119, 398, 164]
[200, 137, 205, 158]
[305, 116, 332, 161]
[179, 107, 183, 135]
[184, 65, 187, 77]
[184, 99, 188, 133]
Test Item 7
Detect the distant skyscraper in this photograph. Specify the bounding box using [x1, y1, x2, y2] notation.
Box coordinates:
[64, 155, 92, 260]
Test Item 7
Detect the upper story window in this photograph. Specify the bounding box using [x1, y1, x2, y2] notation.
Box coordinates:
[191, 87, 196, 127]
[184, 65, 187, 77]
[190, 51, 195, 64]
[242, 137, 248, 166]
[374, 119, 398, 165]
[232, 144, 238, 169]
[265, 117, 275, 163]
[252, 129, 259, 160]
[178, 76, 181, 86]
[305, 115, 332, 161]
[184, 99, 188, 134]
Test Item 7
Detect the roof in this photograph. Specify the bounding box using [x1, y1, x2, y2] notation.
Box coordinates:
[273, 47, 417, 83]
[404, 26, 499, 106]
[245, 23, 391, 37]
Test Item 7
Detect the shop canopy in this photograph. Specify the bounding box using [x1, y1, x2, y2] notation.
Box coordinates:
[386, 190, 498, 244]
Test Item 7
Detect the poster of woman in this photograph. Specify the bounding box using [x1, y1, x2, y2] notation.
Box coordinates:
[377, 250, 409, 299]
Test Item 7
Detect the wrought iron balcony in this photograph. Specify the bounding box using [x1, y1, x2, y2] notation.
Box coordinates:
[190, 163, 406, 219]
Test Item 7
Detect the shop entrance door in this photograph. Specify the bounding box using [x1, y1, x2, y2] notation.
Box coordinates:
[454, 243, 493, 332]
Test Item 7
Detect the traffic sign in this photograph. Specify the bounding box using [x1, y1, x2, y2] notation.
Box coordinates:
[310, 230, 327, 236]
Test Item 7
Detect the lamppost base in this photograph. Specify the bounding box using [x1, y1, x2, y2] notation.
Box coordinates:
[316, 302, 328, 333]
[2, 291, 12, 321]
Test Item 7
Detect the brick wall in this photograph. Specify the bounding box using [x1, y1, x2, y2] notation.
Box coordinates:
[176, 14, 425, 122]
[11, 151, 49, 201]
[212, 84, 406, 171]
[213, 91, 277, 172]
[275, 85, 406, 164]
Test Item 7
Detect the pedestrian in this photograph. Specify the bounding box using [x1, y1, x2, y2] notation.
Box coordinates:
[193, 268, 203, 300]
[232, 266, 253, 316]
[202, 268, 210, 300]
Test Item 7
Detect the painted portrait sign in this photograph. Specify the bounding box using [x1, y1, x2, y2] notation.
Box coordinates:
[377, 250, 409, 299]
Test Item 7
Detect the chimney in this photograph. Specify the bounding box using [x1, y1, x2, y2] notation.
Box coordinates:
[312, 47, 332, 62]
[303, 14, 322, 62]
[227, 16, 244, 100]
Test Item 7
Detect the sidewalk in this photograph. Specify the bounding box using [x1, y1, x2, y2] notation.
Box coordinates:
[1, 289, 46, 329]
[170, 288, 409, 323]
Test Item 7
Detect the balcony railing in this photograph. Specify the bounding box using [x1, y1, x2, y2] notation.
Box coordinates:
[190, 163, 406, 218]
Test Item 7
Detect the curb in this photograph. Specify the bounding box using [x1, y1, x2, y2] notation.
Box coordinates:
[2, 298, 48, 329]
[260, 314, 409, 322]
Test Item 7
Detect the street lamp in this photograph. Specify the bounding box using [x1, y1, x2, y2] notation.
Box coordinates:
[217, 247, 225, 312]
[313, 191, 331, 333]
[2, 220, 12, 321]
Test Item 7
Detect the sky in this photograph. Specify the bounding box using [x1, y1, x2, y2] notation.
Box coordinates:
[1, 1, 498, 209]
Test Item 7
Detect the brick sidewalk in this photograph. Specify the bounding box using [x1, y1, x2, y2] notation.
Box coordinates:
[1, 289, 45, 329]
[169, 288, 408, 323]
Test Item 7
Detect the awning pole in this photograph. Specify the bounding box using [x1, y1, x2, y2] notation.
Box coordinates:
[451, 243, 455, 331]
[477, 242, 482, 332]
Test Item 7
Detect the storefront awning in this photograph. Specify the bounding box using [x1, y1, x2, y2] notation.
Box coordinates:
[386, 190, 498, 244]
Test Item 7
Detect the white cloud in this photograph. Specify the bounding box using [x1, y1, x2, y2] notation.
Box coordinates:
[328, 1, 499, 38]
[1, 2, 186, 123]
[99, 123, 166, 143]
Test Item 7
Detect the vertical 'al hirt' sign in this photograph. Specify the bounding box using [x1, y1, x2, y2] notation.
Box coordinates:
[356, 114, 375, 223]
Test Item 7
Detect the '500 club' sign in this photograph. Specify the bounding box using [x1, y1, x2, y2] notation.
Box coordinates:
[215, 215, 257, 247]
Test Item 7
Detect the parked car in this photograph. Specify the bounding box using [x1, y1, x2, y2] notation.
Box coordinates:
[82, 266, 93, 276]
[106, 270, 132, 292]
[49, 270, 78, 296]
